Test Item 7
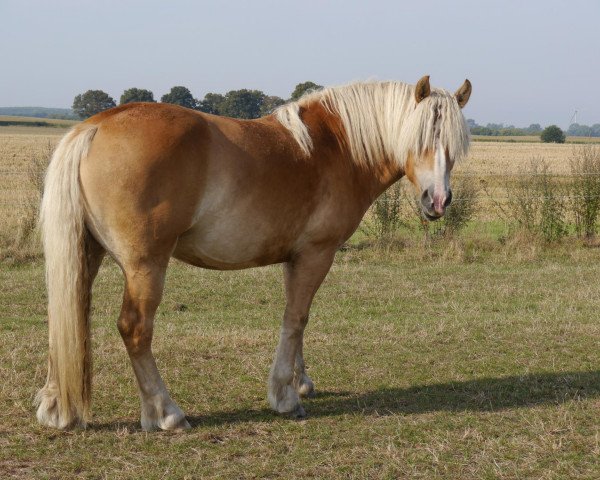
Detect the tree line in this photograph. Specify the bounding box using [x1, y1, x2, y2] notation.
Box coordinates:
[468, 119, 566, 143]
[72, 81, 322, 119]
[467, 119, 544, 136]
[567, 123, 600, 137]
[469, 119, 600, 139]
[69, 88, 599, 142]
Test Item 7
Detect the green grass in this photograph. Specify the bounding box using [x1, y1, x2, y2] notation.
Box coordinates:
[2, 241, 600, 478]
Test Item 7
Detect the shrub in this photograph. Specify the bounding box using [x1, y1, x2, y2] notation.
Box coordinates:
[367, 182, 405, 239]
[568, 146, 600, 238]
[426, 175, 479, 237]
[541, 125, 566, 144]
[491, 157, 568, 242]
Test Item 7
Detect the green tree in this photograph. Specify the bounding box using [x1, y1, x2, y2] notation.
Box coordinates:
[470, 126, 493, 135]
[120, 88, 155, 105]
[527, 123, 542, 134]
[197, 93, 225, 115]
[290, 81, 323, 101]
[541, 125, 566, 143]
[260, 95, 285, 116]
[568, 123, 588, 136]
[72, 90, 116, 119]
[219, 89, 266, 119]
[160, 86, 197, 109]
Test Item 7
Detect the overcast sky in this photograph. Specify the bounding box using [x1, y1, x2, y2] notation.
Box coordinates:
[1, 0, 599, 127]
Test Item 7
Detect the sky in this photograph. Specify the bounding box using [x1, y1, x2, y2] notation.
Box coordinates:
[1, 0, 599, 128]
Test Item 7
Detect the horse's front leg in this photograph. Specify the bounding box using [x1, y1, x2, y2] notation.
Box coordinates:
[268, 249, 335, 417]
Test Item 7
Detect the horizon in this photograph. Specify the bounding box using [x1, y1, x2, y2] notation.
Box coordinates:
[1, 1, 599, 129]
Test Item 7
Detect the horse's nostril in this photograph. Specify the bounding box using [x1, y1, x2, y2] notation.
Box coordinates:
[444, 189, 453, 207]
[421, 189, 433, 210]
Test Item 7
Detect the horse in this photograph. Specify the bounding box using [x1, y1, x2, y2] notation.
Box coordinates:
[35, 75, 472, 430]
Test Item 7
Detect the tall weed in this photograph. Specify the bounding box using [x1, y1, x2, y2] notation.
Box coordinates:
[428, 175, 479, 237]
[489, 157, 567, 242]
[364, 182, 407, 239]
[568, 146, 600, 238]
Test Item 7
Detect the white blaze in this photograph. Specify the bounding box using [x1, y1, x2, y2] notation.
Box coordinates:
[430, 139, 449, 214]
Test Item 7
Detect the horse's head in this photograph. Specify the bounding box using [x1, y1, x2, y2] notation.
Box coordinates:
[402, 76, 471, 220]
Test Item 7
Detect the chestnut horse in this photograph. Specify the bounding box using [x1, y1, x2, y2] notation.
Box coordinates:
[36, 76, 471, 430]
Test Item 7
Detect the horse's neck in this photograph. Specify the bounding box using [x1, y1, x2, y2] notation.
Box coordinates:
[360, 161, 405, 205]
[302, 102, 405, 202]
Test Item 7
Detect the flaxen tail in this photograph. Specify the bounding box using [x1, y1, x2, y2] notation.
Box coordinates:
[35, 124, 98, 429]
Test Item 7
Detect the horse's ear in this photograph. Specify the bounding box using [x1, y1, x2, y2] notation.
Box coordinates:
[415, 75, 431, 103]
[455, 79, 472, 108]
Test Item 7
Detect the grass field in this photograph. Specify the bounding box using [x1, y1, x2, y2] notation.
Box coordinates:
[2, 126, 600, 478]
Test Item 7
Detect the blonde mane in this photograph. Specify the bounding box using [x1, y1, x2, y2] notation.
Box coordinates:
[274, 81, 470, 167]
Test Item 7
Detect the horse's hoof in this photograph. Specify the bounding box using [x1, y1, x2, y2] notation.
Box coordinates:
[142, 402, 191, 432]
[173, 417, 191, 431]
[291, 405, 307, 420]
[159, 413, 191, 431]
[296, 375, 316, 398]
[298, 384, 316, 398]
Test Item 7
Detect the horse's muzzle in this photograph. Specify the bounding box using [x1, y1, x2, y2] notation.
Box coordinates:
[421, 187, 452, 220]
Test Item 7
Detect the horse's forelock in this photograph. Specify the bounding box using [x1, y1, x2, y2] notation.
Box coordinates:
[398, 89, 471, 165]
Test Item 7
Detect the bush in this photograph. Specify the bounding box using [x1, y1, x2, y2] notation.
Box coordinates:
[438, 177, 479, 236]
[424, 176, 479, 237]
[491, 157, 567, 242]
[367, 182, 405, 239]
[568, 146, 600, 238]
[541, 125, 566, 144]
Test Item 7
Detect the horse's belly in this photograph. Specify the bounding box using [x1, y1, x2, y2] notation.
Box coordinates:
[172, 220, 292, 270]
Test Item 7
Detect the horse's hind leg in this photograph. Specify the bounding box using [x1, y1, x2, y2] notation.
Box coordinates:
[268, 249, 335, 416]
[118, 255, 190, 431]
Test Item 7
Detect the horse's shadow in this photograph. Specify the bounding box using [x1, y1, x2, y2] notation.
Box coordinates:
[93, 370, 600, 431]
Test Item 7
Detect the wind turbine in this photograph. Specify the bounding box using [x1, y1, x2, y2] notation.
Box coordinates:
[569, 110, 578, 126]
